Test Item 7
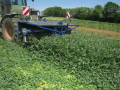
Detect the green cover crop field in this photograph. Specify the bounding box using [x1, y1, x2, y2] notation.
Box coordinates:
[46, 17, 120, 32]
[0, 32, 120, 90]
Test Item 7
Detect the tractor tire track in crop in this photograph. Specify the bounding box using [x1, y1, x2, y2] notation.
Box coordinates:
[74, 27, 120, 39]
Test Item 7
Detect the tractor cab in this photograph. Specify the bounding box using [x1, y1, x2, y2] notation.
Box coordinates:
[0, 0, 27, 17]
[0, 0, 27, 6]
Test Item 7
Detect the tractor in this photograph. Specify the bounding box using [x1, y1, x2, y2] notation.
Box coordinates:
[0, 0, 79, 44]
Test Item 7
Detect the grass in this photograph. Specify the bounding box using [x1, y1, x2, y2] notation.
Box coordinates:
[75, 27, 120, 39]
[0, 32, 120, 90]
[45, 17, 120, 32]
[45, 17, 65, 21]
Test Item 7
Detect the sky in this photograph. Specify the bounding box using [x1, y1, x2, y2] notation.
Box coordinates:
[27, 0, 120, 11]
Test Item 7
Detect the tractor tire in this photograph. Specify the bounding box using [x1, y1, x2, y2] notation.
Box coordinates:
[2, 18, 21, 42]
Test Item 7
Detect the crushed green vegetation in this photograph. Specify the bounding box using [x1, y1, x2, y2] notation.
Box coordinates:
[0, 32, 120, 90]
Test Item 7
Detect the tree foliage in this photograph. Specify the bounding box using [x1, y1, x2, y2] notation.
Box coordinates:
[103, 2, 120, 22]
[43, 6, 66, 17]
[73, 7, 92, 20]
[92, 5, 103, 21]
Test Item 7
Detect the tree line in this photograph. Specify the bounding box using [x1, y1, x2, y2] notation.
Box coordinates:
[43, 2, 120, 23]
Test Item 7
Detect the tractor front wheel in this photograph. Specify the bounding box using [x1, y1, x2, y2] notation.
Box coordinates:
[2, 18, 18, 41]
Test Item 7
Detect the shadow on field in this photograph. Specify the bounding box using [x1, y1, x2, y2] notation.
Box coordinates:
[28, 32, 52, 45]
[0, 32, 3, 39]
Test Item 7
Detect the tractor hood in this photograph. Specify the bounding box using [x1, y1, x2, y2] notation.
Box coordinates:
[11, 5, 23, 14]
[11, 5, 39, 15]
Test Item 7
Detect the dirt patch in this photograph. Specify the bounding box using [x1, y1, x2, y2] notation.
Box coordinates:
[73, 27, 120, 39]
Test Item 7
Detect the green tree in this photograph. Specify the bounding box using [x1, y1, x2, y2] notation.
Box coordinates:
[43, 6, 65, 17]
[92, 5, 103, 21]
[115, 6, 120, 22]
[103, 2, 119, 22]
[72, 7, 92, 20]
[43, 7, 53, 16]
